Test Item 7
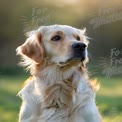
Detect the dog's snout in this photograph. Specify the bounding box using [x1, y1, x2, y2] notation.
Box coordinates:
[72, 43, 86, 51]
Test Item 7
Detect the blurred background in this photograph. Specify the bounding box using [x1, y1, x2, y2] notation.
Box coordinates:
[0, 0, 122, 122]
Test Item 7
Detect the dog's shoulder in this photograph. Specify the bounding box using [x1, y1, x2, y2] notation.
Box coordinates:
[17, 76, 35, 100]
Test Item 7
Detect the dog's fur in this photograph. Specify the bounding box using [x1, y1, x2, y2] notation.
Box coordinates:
[16, 25, 101, 122]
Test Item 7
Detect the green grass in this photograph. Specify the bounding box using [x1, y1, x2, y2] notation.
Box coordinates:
[0, 75, 28, 122]
[0, 74, 122, 122]
[96, 76, 122, 122]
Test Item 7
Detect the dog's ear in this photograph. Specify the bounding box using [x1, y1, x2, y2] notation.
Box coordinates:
[82, 28, 86, 34]
[80, 28, 86, 35]
[16, 31, 45, 64]
[80, 28, 89, 45]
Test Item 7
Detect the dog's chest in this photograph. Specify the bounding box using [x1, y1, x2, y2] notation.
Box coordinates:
[32, 67, 93, 121]
[35, 78, 93, 122]
[36, 89, 93, 122]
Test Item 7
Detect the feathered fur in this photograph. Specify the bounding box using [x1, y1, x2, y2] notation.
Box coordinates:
[16, 25, 102, 122]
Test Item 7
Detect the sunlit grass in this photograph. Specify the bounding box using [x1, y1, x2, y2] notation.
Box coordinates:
[96, 76, 122, 122]
[0, 75, 27, 122]
[0, 74, 122, 122]
[98, 77, 122, 96]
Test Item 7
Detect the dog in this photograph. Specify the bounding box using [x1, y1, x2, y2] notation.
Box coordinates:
[16, 25, 102, 122]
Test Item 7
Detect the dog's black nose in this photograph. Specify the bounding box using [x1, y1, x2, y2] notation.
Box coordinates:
[72, 42, 86, 51]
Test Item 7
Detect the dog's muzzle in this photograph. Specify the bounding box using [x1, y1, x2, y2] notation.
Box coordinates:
[58, 42, 87, 65]
[71, 42, 86, 61]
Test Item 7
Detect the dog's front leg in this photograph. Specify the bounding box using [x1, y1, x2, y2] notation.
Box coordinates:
[75, 100, 102, 122]
[19, 101, 38, 122]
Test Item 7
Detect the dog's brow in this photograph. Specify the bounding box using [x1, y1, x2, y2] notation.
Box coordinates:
[55, 31, 64, 35]
[72, 33, 83, 40]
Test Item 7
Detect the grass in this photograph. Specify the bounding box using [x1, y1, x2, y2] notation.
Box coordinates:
[0, 74, 122, 122]
[96, 76, 122, 122]
[0, 74, 28, 122]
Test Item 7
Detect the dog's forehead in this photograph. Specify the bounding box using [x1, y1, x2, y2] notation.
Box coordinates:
[43, 25, 80, 35]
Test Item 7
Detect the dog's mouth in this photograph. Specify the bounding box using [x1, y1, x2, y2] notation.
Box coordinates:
[59, 54, 86, 66]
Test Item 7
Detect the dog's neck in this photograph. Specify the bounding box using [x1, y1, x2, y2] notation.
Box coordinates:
[35, 64, 84, 85]
[33, 64, 89, 108]
[21, 62, 93, 110]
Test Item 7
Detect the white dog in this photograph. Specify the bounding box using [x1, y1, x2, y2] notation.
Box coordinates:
[16, 25, 102, 122]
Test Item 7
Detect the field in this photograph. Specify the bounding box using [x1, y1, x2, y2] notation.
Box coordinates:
[0, 74, 122, 122]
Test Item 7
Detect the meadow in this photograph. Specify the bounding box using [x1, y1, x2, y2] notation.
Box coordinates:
[0, 73, 122, 122]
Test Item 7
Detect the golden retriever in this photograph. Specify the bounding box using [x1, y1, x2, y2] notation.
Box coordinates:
[16, 25, 102, 122]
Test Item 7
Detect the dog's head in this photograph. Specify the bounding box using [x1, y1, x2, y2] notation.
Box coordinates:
[16, 25, 89, 70]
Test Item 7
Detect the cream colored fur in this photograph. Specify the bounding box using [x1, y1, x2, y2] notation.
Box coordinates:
[17, 25, 102, 122]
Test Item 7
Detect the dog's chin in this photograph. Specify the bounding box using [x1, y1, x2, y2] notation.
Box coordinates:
[58, 56, 85, 67]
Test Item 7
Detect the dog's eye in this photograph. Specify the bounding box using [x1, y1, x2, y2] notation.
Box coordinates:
[51, 35, 61, 41]
[76, 36, 80, 41]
